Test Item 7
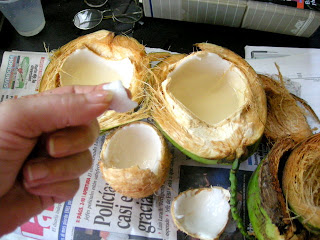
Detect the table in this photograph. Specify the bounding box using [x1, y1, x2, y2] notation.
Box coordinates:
[0, 0, 320, 61]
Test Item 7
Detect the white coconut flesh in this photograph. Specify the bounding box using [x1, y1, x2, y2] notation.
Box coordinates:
[59, 48, 134, 88]
[164, 52, 247, 125]
[172, 187, 231, 240]
[102, 123, 162, 174]
[103, 80, 138, 113]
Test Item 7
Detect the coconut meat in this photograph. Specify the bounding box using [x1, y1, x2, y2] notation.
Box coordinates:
[165, 52, 247, 125]
[102, 123, 162, 174]
[59, 48, 134, 88]
[103, 80, 138, 113]
[172, 188, 230, 239]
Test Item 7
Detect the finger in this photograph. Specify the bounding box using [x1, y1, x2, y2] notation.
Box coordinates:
[22, 84, 108, 98]
[43, 84, 133, 99]
[0, 90, 112, 139]
[47, 120, 100, 157]
[0, 90, 111, 197]
[28, 83, 132, 98]
[23, 150, 92, 188]
[0, 182, 54, 236]
[40, 84, 107, 95]
[25, 179, 80, 203]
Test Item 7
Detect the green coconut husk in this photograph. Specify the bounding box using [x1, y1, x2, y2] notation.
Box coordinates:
[247, 138, 309, 240]
[229, 158, 255, 239]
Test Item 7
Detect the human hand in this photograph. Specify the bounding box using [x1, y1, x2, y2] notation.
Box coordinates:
[0, 84, 114, 236]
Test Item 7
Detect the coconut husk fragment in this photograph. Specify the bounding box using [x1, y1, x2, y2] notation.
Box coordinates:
[259, 74, 313, 143]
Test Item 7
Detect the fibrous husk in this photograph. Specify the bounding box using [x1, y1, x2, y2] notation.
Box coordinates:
[39, 30, 151, 131]
[99, 121, 171, 198]
[171, 187, 230, 240]
[247, 138, 307, 240]
[282, 133, 320, 234]
[259, 74, 313, 143]
[151, 43, 267, 163]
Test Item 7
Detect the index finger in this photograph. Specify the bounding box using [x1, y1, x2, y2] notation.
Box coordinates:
[41, 84, 132, 99]
[40, 84, 107, 95]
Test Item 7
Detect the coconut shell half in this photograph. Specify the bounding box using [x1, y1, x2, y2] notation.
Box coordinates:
[282, 133, 320, 234]
[40, 30, 150, 131]
[171, 187, 230, 240]
[99, 121, 171, 198]
[151, 43, 267, 164]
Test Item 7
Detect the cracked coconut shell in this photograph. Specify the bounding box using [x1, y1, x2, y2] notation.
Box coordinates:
[39, 30, 150, 131]
[151, 43, 267, 164]
[99, 121, 171, 198]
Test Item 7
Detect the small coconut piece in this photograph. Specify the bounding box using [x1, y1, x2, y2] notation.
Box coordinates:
[151, 43, 267, 164]
[171, 187, 230, 240]
[40, 30, 150, 131]
[259, 74, 312, 143]
[103, 80, 137, 113]
[99, 121, 171, 198]
[282, 133, 320, 234]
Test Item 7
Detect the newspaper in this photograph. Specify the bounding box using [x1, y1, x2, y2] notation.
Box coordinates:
[0, 47, 319, 240]
[245, 45, 320, 132]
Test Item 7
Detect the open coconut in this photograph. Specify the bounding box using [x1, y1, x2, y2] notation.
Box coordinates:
[39, 30, 150, 131]
[282, 133, 320, 235]
[151, 43, 267, 164]
[171, 187, 230, 240]
[99, 121, 171, 198]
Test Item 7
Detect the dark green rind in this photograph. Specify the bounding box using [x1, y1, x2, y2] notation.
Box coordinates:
[229, 159, 255, 239]
[247, 162, 284, 240]
[156, 122, 262, 165]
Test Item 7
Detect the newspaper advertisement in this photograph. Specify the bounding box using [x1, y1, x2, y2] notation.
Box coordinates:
[0, 47, 319, 240]
[0, 51, 50, 101]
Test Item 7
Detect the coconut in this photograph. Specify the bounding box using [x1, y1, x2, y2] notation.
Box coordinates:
[99, 121, 171, 198]
[151, 43, 267, 164]
[39, 30, 150, 131]
[247, 138, 311, 240]
[259, 74, 312, 143]
[171, 187, 230, 240]
[282, 133, 320, 234]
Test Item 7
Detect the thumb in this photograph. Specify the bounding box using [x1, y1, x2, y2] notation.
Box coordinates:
[0, 89, 112, 197]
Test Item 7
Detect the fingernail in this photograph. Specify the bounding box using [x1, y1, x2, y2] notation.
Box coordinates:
[48, 135, 68, 157]
[86, 90, 113, 104]
[27, 163, 49, 182]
